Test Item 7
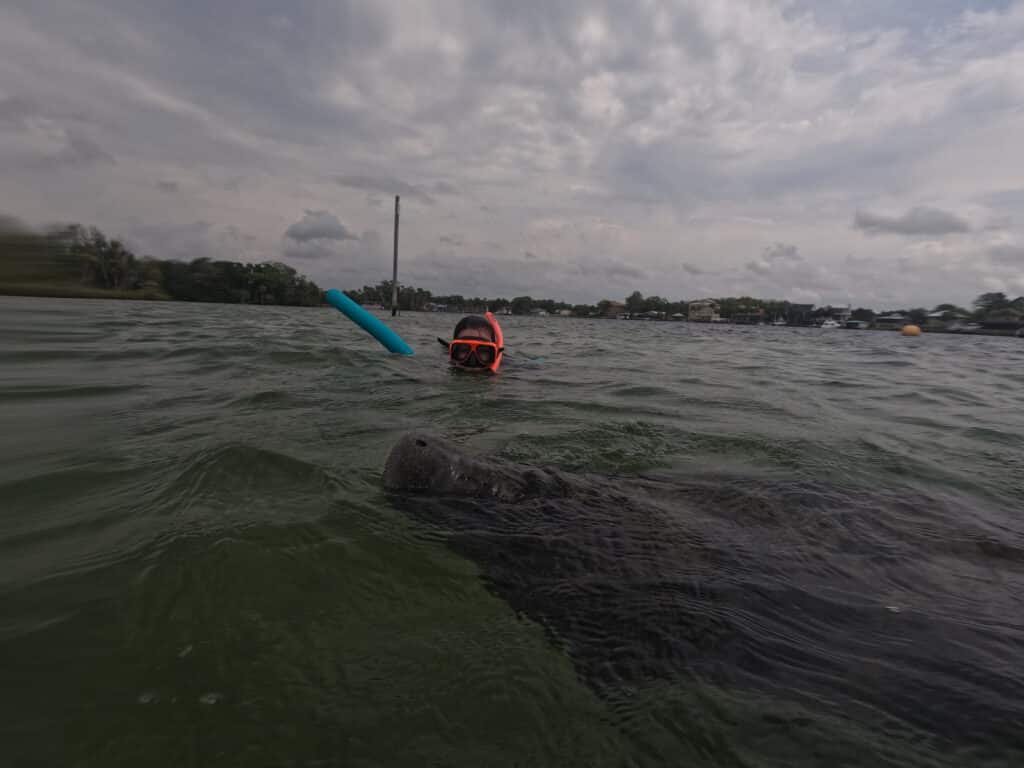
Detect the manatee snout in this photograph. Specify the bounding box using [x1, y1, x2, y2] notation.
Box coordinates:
[382, 432, 455, 492]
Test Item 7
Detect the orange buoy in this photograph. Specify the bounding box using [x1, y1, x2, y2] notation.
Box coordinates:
[902, 324, 922, 337]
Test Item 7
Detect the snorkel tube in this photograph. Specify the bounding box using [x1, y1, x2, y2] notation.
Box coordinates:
[324, 288, 414, 355]
[485, 311, 504, 372]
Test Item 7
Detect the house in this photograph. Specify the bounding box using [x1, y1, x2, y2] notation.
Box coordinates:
[786, 304, 816, 326]
[875, 313, 908, 330]
[733, 309, 766, 325]
[926, 310, 969, 331]
[602, 301, 626, 318]
[688, 299, 720, 322]
[830, 306, 852, 324]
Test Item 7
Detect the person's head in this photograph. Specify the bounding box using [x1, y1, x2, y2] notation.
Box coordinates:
[449, 315, 498, 369]
[453, 315, 495, 341]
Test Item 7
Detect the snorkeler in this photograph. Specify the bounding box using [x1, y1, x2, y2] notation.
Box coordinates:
[439, 312, 504, 372]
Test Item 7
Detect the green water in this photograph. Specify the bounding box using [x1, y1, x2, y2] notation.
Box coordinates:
[1, 296, 1022, 767]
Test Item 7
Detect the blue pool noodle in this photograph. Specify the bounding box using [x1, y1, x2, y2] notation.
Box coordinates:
[325, 288, 414, 355]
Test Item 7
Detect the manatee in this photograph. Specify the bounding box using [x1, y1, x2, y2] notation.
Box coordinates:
[384, 431, 599, 501]
[381, 432, 1024, 757]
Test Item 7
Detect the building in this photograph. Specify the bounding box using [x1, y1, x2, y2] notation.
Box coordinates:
[832, 306, 852, 324]
[926, 310, 969, 331]
[786, 304, 816, 326]
[875, 313, 908, 330]
[602, 301, 626, 318]
[688, 299, 720, 322]
[733, 309, 766, 325]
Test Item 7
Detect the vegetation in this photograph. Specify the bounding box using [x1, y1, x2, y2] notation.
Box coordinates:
[3, 216, 1021, 331]
[0, 218, 322, 306]
[356, 281, 1023, 333]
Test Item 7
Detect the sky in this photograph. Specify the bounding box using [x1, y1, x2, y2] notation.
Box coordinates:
[2, 0, 1023, 308]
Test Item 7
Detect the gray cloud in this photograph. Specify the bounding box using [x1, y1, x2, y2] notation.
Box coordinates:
[439, 233, 464, 247]
[156, 180, 180, 194]
[334, 175, 440, 205]
[853, 207, 971, 237]
[605, 261, 646, 280]
[989, 244, 1024, 264]
[284, 210, 357, 243]
[763, 243, 804, 263]
[747, 243, 804, 275]
[48, 132, 116, 168]
[681, 263, 705, 276]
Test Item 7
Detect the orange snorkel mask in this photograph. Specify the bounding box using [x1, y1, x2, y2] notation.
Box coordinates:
[449, 338, 500, 369]
[447, 312, 505, 372]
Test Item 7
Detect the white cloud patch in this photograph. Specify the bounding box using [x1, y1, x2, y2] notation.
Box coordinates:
[284, 210, 358, 243]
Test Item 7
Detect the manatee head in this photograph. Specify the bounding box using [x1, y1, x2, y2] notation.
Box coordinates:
[382, 432, 462, 493]
[383, 432, 576, 501]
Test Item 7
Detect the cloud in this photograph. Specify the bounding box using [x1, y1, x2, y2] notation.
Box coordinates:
[763, 243, 804, 263]
[439, 233, 464, 247]
[47, 131, 115, 168]
[156, 180, 180, 194]
[284, 210, 357, 243]
[602, 260, 646, 280]
[989, 243, 1024, 264]
[3, 1, 1024, 307]
[283, 230, 386, 288]
[853, 207, 971, 237]
[746, 243, 805, 275]
[334, 174, 440, 204]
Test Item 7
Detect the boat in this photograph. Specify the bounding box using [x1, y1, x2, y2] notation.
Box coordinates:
[820, 318, 840, 329]
[771, 316, 786, 326]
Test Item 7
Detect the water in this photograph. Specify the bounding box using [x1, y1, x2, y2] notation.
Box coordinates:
[1, 296, 1022, 767]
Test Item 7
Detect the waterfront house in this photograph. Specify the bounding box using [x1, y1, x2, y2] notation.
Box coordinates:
[688, 299, 720, 322]
[733, 309, 766, 325]
[786, 303, 816, 326]
[875, 313, 908, 330]
[926, 310, 969, 331]
[603, 301, 626, 318]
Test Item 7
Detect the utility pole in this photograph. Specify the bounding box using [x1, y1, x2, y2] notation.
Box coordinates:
[391, 195, 400, 317]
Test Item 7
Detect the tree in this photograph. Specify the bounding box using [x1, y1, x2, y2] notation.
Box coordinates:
[974, 292, 1009, 318]
[510, 296, 534, 315]
[851, 307, 876, 322]
[907, 307, 928, 325]
[625, 290, 645, 314]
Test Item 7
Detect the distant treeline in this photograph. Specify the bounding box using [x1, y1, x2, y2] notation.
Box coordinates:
[345, 281, 1024, 325]
[0, 218, 322, 306]
[4, 216, 1021, 324]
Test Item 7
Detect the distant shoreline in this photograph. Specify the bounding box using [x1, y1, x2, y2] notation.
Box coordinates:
[3, 287, 1020, 337]
[0, 283, 318, 307]
[0, 282, 170, 301]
